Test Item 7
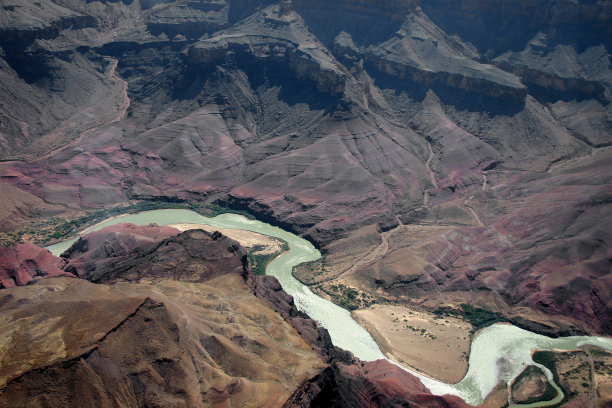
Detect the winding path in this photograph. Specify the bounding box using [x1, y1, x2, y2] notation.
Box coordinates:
[334, 223, 401, 280]
[423, 140, 439, 207]
[464, 195, 485, 227]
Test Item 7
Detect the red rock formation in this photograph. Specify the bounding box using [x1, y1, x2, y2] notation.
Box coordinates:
[285, 359, 473, 408]
[0, 242, 72, 288]
[62, 224, 249, 285]
[61, 223, 180, 280]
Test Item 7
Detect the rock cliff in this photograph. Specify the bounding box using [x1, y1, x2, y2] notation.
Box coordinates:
[0, 242, 71, 288]
[285, 359, 472, 408]
[0, 223, 478, 407]
[0, 0, 610, 370]
[0, 225, 326, 407]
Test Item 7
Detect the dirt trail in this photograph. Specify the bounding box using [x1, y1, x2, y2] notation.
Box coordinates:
[423, 141, 438, 207]
[108, 57, 131, 123]
[464, 195, 485, 227]
[585, 347, 597, 406]
[335, 222, 404, 280]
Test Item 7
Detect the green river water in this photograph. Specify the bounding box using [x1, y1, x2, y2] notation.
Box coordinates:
[46, 209, 612, 406]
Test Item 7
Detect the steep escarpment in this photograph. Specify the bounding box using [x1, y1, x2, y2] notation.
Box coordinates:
[0, 0, 610, 352]
[364, 8, 526, 104]
[285, 359, 471, 408]
[0, 223, 481, 407]
[0, 225, 326, 407]
[188, 5, 347, 96]
[420, 0, 612, 55]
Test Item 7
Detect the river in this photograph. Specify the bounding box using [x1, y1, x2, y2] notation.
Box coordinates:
[46, 209, 612, 406]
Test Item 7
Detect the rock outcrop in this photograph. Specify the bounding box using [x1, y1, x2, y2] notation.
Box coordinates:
[365, 8, 526, 103]
[0, 242, 72, 288]
[285, 359, 472, 408]
[0, 225, 326, 407]
[0, 0, 610, 347]
[146, 1, 230, 38]
[188, 4, 347, 96]
[62, 225, 246, 284]
[61, 223, 181, 279]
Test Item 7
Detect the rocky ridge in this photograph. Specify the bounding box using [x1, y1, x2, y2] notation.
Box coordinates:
[0, 242, 71, 288]
[0, 0, 610, 360]
[0, 223, 475, 407]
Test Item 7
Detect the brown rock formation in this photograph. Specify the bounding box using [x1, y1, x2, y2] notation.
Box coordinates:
[62, 225, 246, 284]
[0, 225, 326, 407]
[0, 0, 610, 348]
[61, 222, 180, 279]
[0, 223, 484, 407]
[188, 3, 347, 96]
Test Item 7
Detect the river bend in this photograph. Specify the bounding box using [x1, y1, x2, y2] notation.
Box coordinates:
[46, 209, 612, 406]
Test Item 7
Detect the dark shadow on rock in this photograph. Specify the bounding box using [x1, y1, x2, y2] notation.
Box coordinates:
[526, 81, 609, 106]
[292, 0, 409, 47]
[3, 50, 51, 85]
[171, 64, 216, 101]
[365, 61, 526, 116]
[431, 82, 526, 116]
[420, 0, 612, 56]
[234, 53, 338, 113]
[364, 61, 428, 102]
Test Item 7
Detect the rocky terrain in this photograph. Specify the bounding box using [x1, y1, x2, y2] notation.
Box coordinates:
[284, 359, 470, 408]
[533, 346, 612, 408]
[0, 223, 476, 407]
[0, 241, 72, 288]
[0, 0, 611, 405]
[0, 224, 327, 406]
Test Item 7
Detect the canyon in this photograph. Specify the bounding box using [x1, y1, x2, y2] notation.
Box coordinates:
[0, 0, 611, 406]
[0, 222, 476, 407]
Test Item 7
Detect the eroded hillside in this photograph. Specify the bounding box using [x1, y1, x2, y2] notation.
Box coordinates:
[0, 0, 611, 374]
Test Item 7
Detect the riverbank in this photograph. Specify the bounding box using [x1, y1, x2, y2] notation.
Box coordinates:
[353, 304, 471, 384]
[43, 209, 612, 407]
[169, 223, 286, 255]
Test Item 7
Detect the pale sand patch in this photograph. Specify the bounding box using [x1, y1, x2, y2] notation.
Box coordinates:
[353, 304, 471, 384]
[169, 223, 285, 255]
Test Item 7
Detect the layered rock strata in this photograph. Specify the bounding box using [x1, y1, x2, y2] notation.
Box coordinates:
[0, 225, 326, 407]
[0, 0, 610, 344]
[0, 223, 478, 407]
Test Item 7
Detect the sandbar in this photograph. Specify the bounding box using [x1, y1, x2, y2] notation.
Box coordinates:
[353, 304, 471, 384]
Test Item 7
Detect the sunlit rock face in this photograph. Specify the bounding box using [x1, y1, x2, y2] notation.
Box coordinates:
[0, 0, 610, 338]
[0, 225, 327, 407]
[0, 242, 71, 288]
[0, 224, 476, 407]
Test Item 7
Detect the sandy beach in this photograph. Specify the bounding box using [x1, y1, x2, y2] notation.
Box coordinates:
[353, 304, 472, 384]
[169, 223, 286, 255]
